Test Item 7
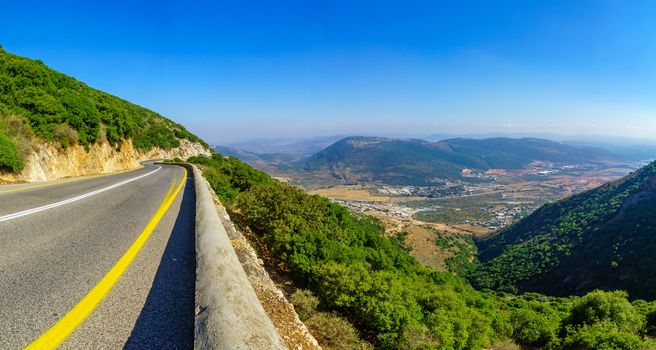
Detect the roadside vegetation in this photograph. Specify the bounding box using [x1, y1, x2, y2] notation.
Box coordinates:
[0, 48, 207, 173]
[0, 128, 23, 172]
[189, 153, 656, 350]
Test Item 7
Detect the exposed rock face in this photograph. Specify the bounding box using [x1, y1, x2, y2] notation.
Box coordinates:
[0, 138, 210, 183]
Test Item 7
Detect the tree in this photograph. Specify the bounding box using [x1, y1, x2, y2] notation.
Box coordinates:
[0, 131, 23, 172]
[510, 308, 558, 348]
[565, 290, 644, 334]
[562, 323, 643, 350]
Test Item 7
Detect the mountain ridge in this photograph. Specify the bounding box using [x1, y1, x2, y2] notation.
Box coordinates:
[293, 136, 622, 185]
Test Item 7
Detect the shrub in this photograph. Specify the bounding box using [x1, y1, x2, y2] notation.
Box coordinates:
[290, 289, 372, 350]
[562, 323, 643, 350]
[398, 323, 442, 350]
[54, 123, 79, 149]
[305, 312, 374, 350]
[0, 130, 24, 172]
[564, 290, 644, 333]
[510, 308, 558, 348]
[290, 289, 320, 321]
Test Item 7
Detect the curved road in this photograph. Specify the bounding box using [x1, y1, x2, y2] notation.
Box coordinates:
[0, 163, 195, 349]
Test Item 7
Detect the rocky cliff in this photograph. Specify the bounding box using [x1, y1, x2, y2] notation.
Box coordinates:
[0, 139, 209, 183]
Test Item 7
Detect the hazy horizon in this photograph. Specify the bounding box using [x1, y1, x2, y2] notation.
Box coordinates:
[222, 131, 656, 146]
[2, 1, 654, 144]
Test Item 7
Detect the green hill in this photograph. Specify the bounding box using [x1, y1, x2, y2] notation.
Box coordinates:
[471, 161, 656, 299]
[0, 47, 206, 172]
[298, 136, 621, 185]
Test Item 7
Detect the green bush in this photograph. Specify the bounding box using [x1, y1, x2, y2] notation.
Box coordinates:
[510, 308, 558, 348]
[398, 323, 443, 350]
[305, 312, 374, 350]
[0, 130, 24, 172]
[562, 323, 643, 350]
[290, 289, 320, 321]
[188, 154, 273, 203]
[290, 289, 373, 350]
[564, 290, 644, 334]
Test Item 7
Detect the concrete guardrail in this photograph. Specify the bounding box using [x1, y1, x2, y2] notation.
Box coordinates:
[187, 164, 286, 350]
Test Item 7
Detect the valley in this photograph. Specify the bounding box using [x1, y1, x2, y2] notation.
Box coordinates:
[220, 136, 654, 284]
[299, 162, 646, 286]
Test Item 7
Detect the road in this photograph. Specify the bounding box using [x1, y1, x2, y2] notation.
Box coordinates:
[0, 163, 196, 349]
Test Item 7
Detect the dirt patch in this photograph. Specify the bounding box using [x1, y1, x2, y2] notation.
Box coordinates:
[403, 225, 448, 271]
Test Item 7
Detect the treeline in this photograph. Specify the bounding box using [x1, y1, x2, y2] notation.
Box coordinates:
[189, 153, 656, 349]
[0, 48, 206, 172]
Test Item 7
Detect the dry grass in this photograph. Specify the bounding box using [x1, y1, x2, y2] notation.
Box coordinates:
[403, 225, 449, 271]
[490, 340, 522, 350]
[0, 113, 36, 157]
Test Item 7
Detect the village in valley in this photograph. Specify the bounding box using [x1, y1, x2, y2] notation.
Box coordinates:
[311, 161, 645, 234]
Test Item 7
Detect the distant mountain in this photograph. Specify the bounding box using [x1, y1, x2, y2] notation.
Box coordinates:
[563, 138, 656, 161]
[297, 136, 622, 185]
[226, 135, 348, 156]
[425, 133, 656, 161]
[214, 145, 297, 172]
[424, 132, 570, 142]
[471, 161, 656, 299]
[443, 137, 620, 169]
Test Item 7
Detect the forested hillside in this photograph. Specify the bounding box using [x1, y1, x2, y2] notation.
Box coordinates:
[297, 136, 621, 185]
[190, 153, 656, 350]
[0, 47, 206, 173]
[472, 161, 656, 300]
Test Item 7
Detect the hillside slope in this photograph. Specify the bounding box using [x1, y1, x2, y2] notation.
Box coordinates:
[472, 161, 656, 299]
[298, 136, 620, 185]
[0, 48, 208, 181]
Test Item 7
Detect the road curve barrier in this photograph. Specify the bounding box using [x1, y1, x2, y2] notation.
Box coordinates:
[189, 164, 287, 350]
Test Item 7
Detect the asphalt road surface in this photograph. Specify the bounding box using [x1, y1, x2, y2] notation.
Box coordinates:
[0, 163, 195, 349]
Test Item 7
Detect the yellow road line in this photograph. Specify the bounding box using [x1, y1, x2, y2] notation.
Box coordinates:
[24, 168, 187, 350]
[0, 166, 145, 195]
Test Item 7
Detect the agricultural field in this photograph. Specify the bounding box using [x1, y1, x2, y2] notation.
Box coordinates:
[408, 193, 503, 226]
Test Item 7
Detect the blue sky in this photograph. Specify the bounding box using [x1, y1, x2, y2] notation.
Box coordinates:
[1, 0, 655, 143]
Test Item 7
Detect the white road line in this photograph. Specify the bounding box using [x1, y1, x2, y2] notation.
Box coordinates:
[0, 166, 162, 223]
